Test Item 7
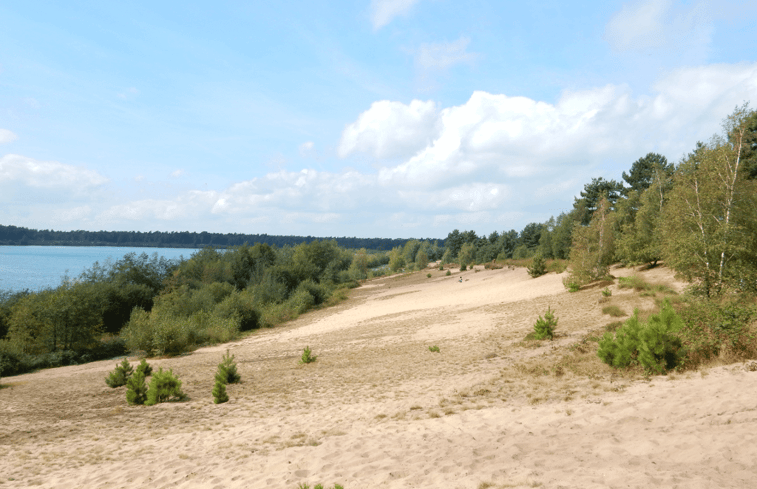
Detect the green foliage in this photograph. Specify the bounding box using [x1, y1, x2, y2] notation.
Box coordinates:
[105, 358, 134, 388]
[527, 254, 547, 278]
[598, 300, 684, 374]
[388, 246, 406, 272]
[212, 378, 229, 404]
[135, 358, 152, 377]
[217, 350, 241, 384]
[601, 287, 612, 297]
[300, 346, 317, 364]
[617, 275, 650, 291]
[445, 270, 451, 276]
[534, 307, 558, 340]
[566, 197, 615, 288]
[426, 273, 432, 278]
[622, 152, 673, 195]
[677, 298, 757, 368]
[126, 368, 148, 405]
[145, 367, 185, 405]
[296, 484, 344, 489]
[428, 345, 440, 353]
[459, 263, 467, 271]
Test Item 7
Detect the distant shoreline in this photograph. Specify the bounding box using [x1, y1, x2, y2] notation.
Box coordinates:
[0, 224, 441, 251]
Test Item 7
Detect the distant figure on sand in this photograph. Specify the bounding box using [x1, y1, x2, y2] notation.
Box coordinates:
[459, 277, 463, 283]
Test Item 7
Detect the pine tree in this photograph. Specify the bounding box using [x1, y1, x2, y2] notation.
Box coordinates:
[126, 369, 148, 405]
[105, 358, 133, 388]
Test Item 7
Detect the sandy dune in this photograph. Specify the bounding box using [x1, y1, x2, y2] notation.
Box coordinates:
[2, 265, 756, 488]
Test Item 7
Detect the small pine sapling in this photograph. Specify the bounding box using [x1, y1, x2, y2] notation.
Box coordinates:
[218, 350, 240, 384]
[126, 369, 148, 405]
[300, 346, 317, 364]
[534, 306, 558, 340]
[135, 358, 152, 377]
[145, 368, 185, 406]
[105, 358, 134, 388]
[527, 254, 548, 278]
[212, 374, 229, 404]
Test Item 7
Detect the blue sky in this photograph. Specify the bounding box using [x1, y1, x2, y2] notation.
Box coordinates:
[2, 0, 756, 239]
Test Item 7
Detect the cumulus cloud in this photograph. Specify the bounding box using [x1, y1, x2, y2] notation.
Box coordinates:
[370, 0, 420, 30]
[0, 129, 18, 144]
[0, 154, 109, 189]
[338, 99, 439, 159]
[24, 61, 757, 238]
[604, 0, 713, 53]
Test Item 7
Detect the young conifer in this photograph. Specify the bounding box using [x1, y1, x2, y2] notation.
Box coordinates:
[126, 369, 148, 405]
[218, 350, 240, 384]
[105, 358, 134, 388]
[135, 358, 152, 377]
[145, 368, 185, 406]
[534, 306, 558, 340]
[212, 374, 229, 404]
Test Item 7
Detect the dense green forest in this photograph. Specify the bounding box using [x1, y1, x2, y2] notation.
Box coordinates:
[0, 225, 432, 251]
[1, 104, 755, 378]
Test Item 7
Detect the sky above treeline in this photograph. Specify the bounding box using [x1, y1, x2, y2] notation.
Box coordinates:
[1, 1, 757, 239]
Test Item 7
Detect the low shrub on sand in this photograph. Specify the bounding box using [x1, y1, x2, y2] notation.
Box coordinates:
[534, 307, 558, 340]
[300, 346, 317, 364]
[145, 368, 185, 405]
[105, 358, 133, 388]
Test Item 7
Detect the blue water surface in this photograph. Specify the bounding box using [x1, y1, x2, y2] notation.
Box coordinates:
[0, 246, 198, 293]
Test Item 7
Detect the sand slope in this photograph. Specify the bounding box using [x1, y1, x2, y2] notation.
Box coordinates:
[1, 266, 756, 488]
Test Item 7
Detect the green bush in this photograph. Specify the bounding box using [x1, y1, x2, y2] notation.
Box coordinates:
[677, 299, 757, 368]
[126, 369, 148, 405]
[135, 358, 152, 377]
[212, 377, 229, 404]
[562, 277, 581, 292]
[445, 270, 451, 276]
[145, 368, 185, 405]
[428, 345, 440, 353]
[533, 307, 558, 340]
[598, 299, 684, 374]
[527, 254, 547, 278]
[602, 287, 612, 297]
[217, 350, 241, 384]
[300, 346, 317, 364]
[460, 263, 467, 271]
[105, 358, 134, 388]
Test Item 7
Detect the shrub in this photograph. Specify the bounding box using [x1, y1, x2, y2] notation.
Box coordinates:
[602, 305, 626, 317]
[145, 368, 185, 405]
[217, 350, 241, 384]
[527, 254, 547, 278]
[105, 358, 134, 388]
[426, 273, 432, 278]
[562, 277, 581, 292]
[126, 369, 148, 405]
[445, 270, 451, 276]
[601, 287, 612, 297]
[428, 345, 440, 353]
[534, 307, 558, 340]
[677, 298, 757, 368]
[438, 263, 444, 271]
[598, 299, 684, 374]
[300, 346, 317, 364]
[460, 263, 467, 271]
[135, 358, 152, 377]
[618, 275, 650, 291]
[212, 378, 229, 404]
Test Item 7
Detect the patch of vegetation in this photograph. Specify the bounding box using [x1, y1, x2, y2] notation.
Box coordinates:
[145, 368, 185, 405]
[300, 346, 317, 364]
[105, 358, 134, 388]
[446, 270, 451, 276]
[428, 345, 440, 353]
[601, 305, 626, 317]
[618, 275, 651, 291]
[217, 350, 241, 384]
[598, 299, 684, 374]
[135, 358, 152, 377]
[527, 254, 547, 278]
[602, 287, 612, 297]
[533, 306, 558, 340]
[427, 273, 432, 278]
[296, 484, 344, 489]
[126, 368, 148, 405]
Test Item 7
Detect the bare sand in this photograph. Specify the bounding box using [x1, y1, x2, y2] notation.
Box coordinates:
[2, 265, 756, 488]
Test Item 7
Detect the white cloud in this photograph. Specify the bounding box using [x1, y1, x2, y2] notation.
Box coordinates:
[0, 129, 18, 144]
[338, 99, 439, 159]
[604, 0, 713, 53]
[170, 169, 185, 178]
[415, 37, 479, 71]
[370, 0, 420, 30]
[18, 61, 757, 238]
[0, 154, 109, 189]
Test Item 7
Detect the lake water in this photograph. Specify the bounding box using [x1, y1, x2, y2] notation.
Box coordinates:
[0, 246, 198, 293]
